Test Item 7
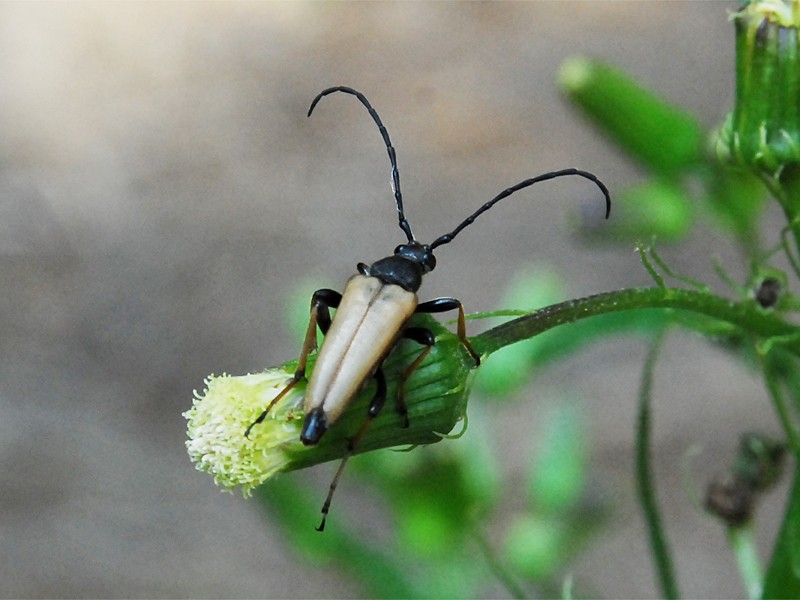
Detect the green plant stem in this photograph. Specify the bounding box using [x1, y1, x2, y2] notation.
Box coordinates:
[761, 458, 800, 599]
[636, 329, 680, 599]
[777, 165, 800, 274]
[759, 351, 800, 455]
[636, 242, 666, 289]
[470, 523, 527, 600]
[472, 287, 799, 358]
[759, 171, 800, 274]
[728, 524, 763, 600]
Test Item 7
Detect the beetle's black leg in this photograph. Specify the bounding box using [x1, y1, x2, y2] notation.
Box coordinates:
[392, 300, 480, 429]
[395, 326, 436, 427]
[316, 367, 387, 532]
[415, 297, 480, 366]
[367, 364, 389, 418]
[245, 289, 341, 438]
[313, 288, 341, 335]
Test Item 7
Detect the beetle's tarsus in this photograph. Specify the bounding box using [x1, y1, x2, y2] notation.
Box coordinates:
[244, 376, 303, 438]
[465, 342, 481, 367]
[244, 413, 265, 439]
[314, 450, 353, 531]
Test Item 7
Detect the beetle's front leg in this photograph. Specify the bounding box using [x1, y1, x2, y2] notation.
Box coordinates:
[245, 288, 341, 438]
[415, 297, 480, 366]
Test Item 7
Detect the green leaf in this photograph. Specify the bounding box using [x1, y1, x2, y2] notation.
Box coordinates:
[503, 514, 565, 581]
[527, 401, 587, 514]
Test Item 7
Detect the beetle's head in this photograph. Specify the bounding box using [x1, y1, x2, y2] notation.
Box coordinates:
[394, 241, 436, 273]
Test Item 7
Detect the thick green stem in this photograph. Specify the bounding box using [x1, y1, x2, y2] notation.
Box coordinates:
[472, 287, 799, 358]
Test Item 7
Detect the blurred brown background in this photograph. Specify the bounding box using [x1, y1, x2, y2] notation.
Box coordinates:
[0, 2, 786, 597]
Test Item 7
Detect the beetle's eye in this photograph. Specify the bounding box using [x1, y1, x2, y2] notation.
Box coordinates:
[424, 252, 436, 272]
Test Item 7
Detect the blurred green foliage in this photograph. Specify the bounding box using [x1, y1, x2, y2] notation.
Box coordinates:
[248, 4, 800, 598]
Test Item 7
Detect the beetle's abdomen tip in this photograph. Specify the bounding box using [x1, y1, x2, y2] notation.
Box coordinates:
[300, 408, 328, 446]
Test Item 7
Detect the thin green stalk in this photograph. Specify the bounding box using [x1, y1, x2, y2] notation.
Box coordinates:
[728, 524, 763, 600]
[471, 523, 527, 600]
[472, 287, 800, 358]
[256, 478, 419, 598]
[636, 242, 666, 288]
[648, 244, 709, 291]
[761, 459, 800, 599]
[777, 166, 800, 277]
[780, 222, 800, 280]
[758, 169, 800, 275]
[635, 329, 680, 600]
[759, 351, 800, 455]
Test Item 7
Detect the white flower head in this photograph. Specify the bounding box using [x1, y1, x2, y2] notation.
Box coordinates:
[184, 369, 307, 496]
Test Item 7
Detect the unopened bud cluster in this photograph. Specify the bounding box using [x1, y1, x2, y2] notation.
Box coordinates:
[717, 0, 800, 176]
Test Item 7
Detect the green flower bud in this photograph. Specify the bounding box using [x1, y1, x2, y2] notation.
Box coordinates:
[184, 316, 477, 496]
[559, 57, 702, 177]
[716, 0, 800, 175]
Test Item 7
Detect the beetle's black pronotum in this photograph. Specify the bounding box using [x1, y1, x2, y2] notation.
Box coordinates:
[248, 86, 611, 530]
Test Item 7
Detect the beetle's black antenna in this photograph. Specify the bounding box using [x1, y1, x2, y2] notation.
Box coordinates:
[308, 86, 415, 243]
[429, 168, 612, 250]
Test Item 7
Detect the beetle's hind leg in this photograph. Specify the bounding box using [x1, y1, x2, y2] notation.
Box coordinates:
[316, 367, 388, 531]
[415, 297, 480, 365]
[391, 299, 479, 429]
[245, 288, 341, 438]
[394, 326, 436, 428]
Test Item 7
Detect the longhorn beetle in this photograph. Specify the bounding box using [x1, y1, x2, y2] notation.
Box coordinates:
[247, 86, 611, 531]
